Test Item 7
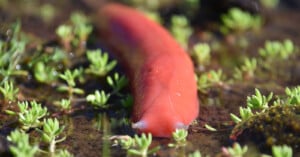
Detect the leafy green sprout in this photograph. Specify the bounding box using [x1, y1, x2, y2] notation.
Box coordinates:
[285, 86, 300, 105]
[247, 88, 273, 110]
[260, 0, 280, 9]
[197, 69, 226, 92]
[57, 68, 85, 98]
[188, 150, 202, 157]
[272, 145, 293, 157]
[55, 99, 72, 111]
[0, 80, 19, 102]
[85, 49, 117, 76]
[37, 118, 66, 154]
[170, 15, 192, 48]
[192, 43, 211, 66]
[259, 39, 295, 60]
[0, 21, 28, 83]
[86, 90, 110, 109]
[230, 107, 254, 124]
[230, 88, 273, 123]
[6, 101, 48, 130]
[233, 58, 257, 80]
[55, 149, 74, 157]
[56, 24, 73, 50]
[106, 72, 129, 94]
[220, 7, 262, 34]
[70, 12, 93, 42]
[222, 143, 248, 157]
[33, 61, 58, 84]
[168, 129, 188, 147]
[204, 124, 217, 132]
[7, 129, 39, 157]
[127, 133, 160, 157]
[120, 94, 134, 109]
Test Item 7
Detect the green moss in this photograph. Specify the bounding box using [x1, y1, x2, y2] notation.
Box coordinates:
[231, 105, 300, 151]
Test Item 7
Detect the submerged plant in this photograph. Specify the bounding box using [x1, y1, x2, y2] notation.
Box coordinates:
[7, 129, 39, 157]
[85, 49, 117, 76]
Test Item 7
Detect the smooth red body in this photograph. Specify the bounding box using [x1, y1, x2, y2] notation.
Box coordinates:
[96, 3, 199, 137]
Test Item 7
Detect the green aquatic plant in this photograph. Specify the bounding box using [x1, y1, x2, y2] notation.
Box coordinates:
[106, 72, 129, 94]
[230, 107, 254, 124]
[85, 49, 117, 76]
[259, 39, 295, 60]
[57, 68, 85, 98]
[233, 58, 257, 80]
[55, 149, 74, 157]
[221, 8, 262, 34]
[55, 99, 72, 111]
[260, 0, 279, 9]
[7, 129, 39, 157]
[230, 88, 272, 123]
[230, 87, 300, 149]
[285, 86, 300, 105]
[204, 124, 217, 132]
[0, 80, 19, 103]
[168, 129, 188, 147]
[0, 21, 28, 84]
[188, 150, 202, 157]
[56, 12, 92, 54]
[86, 90, 110, 109]
[272, 145, 293, 157]
[6, 101, 48, 130]
[56, 24, 73, 51]
[222, 143, 248, 157]
[70, 12, 93, 43]
[37, 118, 66, 155]
[33, 61, 58, 84]
[113, 133, 160, 157]
[120, 94, 133, 109]
[170, 15, 192, 48]
[127, 133, 160, 157]
[192, 43, 211, 66]
[247, 88, 273, 110]
[197, 69, 226, 92]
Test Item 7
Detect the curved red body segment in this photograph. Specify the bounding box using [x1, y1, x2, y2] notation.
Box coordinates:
[96, 3, 199, 137]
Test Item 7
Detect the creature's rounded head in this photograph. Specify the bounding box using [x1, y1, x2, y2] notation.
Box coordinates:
[132, 109, 188, 138]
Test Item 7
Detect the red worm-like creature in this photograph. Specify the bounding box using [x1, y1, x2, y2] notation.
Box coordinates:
[96, 3, 199, 137]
